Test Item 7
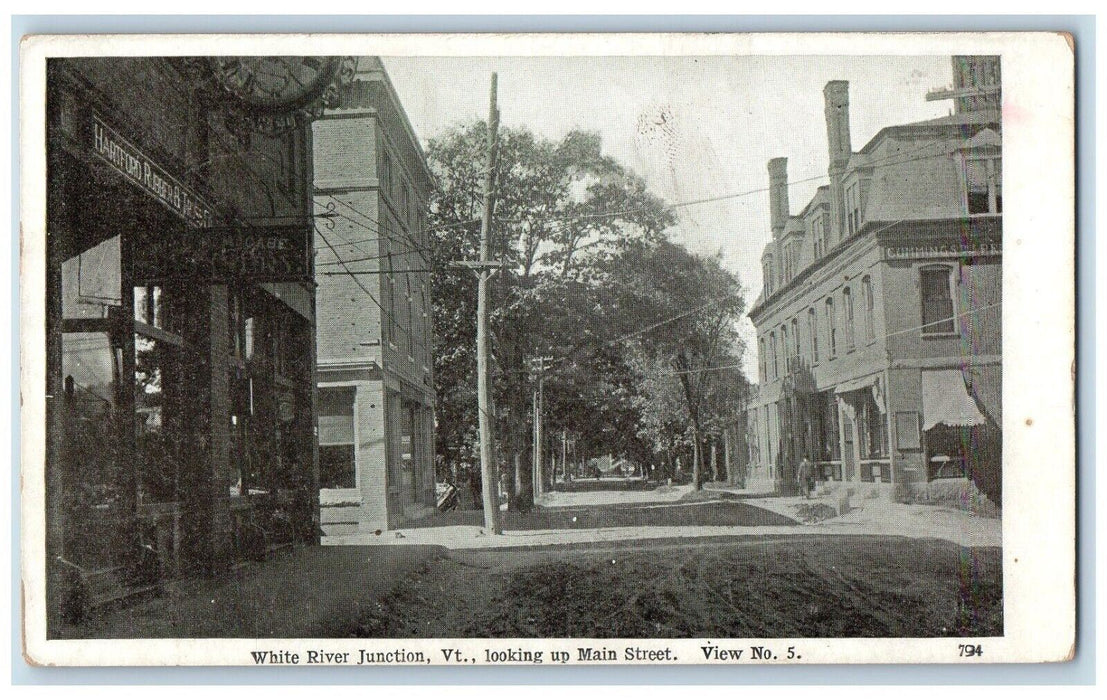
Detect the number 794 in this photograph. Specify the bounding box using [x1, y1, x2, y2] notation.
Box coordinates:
[958, 644, 983, 658]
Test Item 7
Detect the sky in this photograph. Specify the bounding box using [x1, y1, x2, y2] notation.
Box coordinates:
[381, 55, 955, 380]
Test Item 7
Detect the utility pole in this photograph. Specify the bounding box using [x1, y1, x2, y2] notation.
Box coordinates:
[456, 73, 503, 534]
[561, 430, 567, 485]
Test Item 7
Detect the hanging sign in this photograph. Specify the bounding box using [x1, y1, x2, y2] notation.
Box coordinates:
[133, 224, 311, 283]
[91, 115, 215, 228]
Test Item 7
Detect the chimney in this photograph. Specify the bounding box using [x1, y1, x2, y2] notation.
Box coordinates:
[768, 157, 789, 237]
[823, 80, 852, 240]
[823, 80, 852, 175]
[951, 56, 1001, 114]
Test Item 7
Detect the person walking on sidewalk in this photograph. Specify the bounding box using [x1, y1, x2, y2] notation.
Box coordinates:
[797, 455, 815, 500]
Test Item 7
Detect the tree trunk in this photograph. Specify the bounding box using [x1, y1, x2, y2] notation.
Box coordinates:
[691, 425, 702, 490]
[506, 450, 519, 511]
[723, 428, 732, 484]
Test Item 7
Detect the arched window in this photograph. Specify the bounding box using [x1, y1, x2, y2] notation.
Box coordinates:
[861, 276, 875, 342]
[758, 337, 766, 382]
[843, 287, 855, 351]
[770, 331, 778, 379]
[780, 324, 790, 374]
[825, 297, 837, 357]
[808, 307, 819, 362]
[791, 318, 800, 362]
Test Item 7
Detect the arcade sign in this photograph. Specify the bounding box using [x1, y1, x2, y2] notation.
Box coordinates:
[133, 225, 311, 283]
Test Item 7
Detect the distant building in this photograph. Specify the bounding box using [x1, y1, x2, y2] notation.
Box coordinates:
[312, 57, 437, 534]
[745, 57, 1002, 500]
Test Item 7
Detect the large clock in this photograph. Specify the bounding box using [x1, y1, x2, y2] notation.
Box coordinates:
[210, 56, 341, 112]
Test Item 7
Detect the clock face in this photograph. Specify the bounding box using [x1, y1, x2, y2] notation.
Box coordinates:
[211, 56, 338, 111]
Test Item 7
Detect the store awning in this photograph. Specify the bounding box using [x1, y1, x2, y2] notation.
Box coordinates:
[921, 369, 988, 431]
[835, 374, 879, 395]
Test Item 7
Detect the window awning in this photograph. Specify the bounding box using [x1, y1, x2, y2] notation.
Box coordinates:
[921, 369, 988, 431]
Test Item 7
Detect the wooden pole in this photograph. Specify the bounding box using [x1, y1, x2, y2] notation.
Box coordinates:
[477, 74, 502, 534]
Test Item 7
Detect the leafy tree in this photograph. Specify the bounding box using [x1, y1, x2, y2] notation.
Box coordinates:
[427, 122, 673, 506]
[601, 240, 750, 489]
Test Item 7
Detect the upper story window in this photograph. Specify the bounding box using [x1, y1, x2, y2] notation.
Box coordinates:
[843, 286, 855, 351]
[964, 155, 1002, 215]
[861, 276, 875, 342]
[770, 331, 779, 379]
[807, 307, 819, 363]
[381, 149, 393, 198]
[825, 297, 837, 357]
[920, 266, 956, 335]
[790, 318, 800, 361]
[845, 182, 862, 235]
[780, 324, 790, 371]
[763, 257, 775, 297]
[758, 337, 766, 383]
[811, 214, 826, 260]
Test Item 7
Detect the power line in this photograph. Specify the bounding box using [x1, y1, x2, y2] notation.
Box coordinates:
[523, 139, 955, 234]
[314, 223, 414, 338]
[320, 269, 436, 276]
[315, 247, 437, 267]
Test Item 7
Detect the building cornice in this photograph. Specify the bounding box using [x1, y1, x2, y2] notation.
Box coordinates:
[750, 214, 1002, 323]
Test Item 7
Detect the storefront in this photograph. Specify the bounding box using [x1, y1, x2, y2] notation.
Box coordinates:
[45, 57, 325, 629]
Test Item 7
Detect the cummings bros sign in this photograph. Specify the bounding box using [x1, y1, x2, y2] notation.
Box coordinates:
[92, 115, 214, 228]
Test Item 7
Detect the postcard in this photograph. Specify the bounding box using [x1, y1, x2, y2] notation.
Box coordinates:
[19, 31, 1075, 666]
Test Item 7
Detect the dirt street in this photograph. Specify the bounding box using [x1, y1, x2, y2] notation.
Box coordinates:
[356, 535, 1002, 638]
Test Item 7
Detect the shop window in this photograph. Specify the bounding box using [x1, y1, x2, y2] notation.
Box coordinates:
[60, 332, 126, 567]
[400, 401, 418, 505]
[921, 266, 956, 335]
[135, 333, 182, 504]
[859, 392, 887, 459]
[318, 386, 356, 490]
[133, 285, 165, 328]
[964, 155, 1002, 215]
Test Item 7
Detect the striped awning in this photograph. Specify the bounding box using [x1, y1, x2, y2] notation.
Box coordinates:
[921, 369, 988, 432]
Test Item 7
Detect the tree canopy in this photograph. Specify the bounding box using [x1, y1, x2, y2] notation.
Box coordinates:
[427, 121, 751, 497]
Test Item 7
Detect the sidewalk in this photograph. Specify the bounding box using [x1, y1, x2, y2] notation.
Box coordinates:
[55, 544, 444, 639]
[534, 482, 694, 507]
[324, 497, 1001, 550]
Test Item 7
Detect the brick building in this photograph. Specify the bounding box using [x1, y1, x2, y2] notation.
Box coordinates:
[311, 58, 437, 534]
[45, 57, 326, 628]
[745, 57, 1002, 501]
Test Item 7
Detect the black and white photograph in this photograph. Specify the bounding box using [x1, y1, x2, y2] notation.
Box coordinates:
[19, 32, 1075, 666]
